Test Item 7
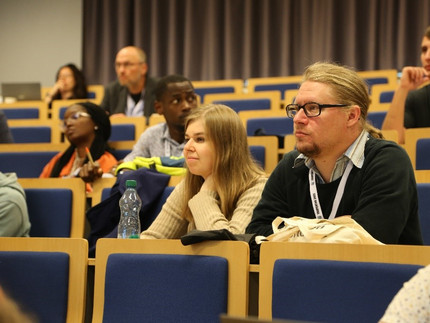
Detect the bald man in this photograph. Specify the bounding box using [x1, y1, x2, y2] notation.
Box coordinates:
[101, 46, 158, 121]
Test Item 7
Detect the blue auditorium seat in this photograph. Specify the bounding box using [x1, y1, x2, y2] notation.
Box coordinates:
[367, 111, 387, 129]
[254, 83, 300, 100]
[194, 87, 235, 102]
[246, 116, 294, 137]
[10, 126, 51, 143]
[249, 145, 265, 170]
[416, 138, 430, 170]
[25, 188, 73, 237]
[271, 259, 421, 323]
[0, 237, 88, 323]
[379, 90, 394, 103]
[417, 183, 430, 245]
[92, 239, 248, 323]
[110, 124, 137, 141]
[0, 151, 58, 177]
[213, 98, 272, 112]
[2, 108, 40, 119]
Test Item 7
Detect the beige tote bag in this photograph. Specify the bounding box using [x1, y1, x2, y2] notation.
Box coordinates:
[256, 215, 383, 245]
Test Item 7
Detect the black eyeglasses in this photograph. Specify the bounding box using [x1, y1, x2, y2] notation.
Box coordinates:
[286, 102, 349, 118]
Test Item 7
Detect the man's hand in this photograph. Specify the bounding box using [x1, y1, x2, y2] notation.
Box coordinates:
[399, 66, 429, 91]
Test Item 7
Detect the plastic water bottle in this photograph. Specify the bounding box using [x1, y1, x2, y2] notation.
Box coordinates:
[117, 180, 141, 239]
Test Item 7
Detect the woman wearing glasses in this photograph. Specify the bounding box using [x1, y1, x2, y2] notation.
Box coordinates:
[44, 63, 88, 108]
[40, 102, 117, 188]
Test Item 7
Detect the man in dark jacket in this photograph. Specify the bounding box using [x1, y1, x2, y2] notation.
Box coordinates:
[101, 46, 158, 123]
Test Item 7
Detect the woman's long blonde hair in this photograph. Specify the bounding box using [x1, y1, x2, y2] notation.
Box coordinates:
[181, 104, 265, 221]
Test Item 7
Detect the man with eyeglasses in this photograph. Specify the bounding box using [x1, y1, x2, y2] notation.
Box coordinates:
[101, 46, 158, 122]
[246, 61, 423, 246]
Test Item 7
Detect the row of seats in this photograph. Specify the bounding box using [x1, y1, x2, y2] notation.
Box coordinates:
[6, 115, 147, 144]
[0, 121, 427, 177]
[13, 176, 182, 239]
[1, 68, 399, 122]
[0, 135, 279, 176]
[9, 177, 430, 247]
[194, 69, 398, 107]
[1, 68, 400, 148]
[1, 238, 429, 323]
[1, 84, 103, 120]
[2, 107, 388, 147]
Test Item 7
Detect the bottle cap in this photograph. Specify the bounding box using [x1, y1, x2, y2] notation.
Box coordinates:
[125, 179, 137, 188]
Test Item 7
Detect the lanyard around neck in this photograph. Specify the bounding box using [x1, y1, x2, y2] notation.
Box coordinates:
[308, 160, 353, 220]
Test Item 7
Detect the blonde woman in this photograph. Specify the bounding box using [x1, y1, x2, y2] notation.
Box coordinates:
[140, 104, 267, 239]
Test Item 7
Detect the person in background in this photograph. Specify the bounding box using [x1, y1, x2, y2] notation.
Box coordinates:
[0, 172, 30, 237]
[379, 264, 430, 322]
[0, 110, 14, 143]
[140, 104, 267, 239]
[246, 61, 422, 245]
[39, 102, 117, 189]
[116, 74, 197, 169]
[382, 26, 430, 144]
[101, 46, 158, 121]
[44, 63, 88, 107]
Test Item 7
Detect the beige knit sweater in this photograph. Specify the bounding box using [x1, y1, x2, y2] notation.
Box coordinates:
[140, 176, 267, 239]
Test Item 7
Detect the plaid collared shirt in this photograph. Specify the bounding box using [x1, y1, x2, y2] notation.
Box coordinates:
[293, 130, 369, 183]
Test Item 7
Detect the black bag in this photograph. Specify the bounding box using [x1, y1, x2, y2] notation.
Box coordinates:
[86, 168, 170, 257]
[180, 229, 260, 264]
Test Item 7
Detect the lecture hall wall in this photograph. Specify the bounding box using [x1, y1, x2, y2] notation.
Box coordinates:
[0, 0, 82, 90]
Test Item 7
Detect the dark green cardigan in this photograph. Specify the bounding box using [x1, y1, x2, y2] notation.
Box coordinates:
[246, 136, 423, 245]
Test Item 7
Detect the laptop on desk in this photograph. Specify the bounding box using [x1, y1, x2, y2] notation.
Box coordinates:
[1, 82, 41, 101]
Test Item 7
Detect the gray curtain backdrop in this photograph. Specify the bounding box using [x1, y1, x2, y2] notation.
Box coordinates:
[82, 0, 430, 85]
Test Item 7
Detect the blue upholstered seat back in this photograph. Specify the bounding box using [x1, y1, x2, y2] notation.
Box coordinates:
[2, 108, 40, 119]
[272, 259, 421, 323]
[103, 253, 228, 323]
[417, 183, 430, 245]
[111, 148, 132, 160]
[367, 111, 387, 129]
[379, 90, 394, 103]
[0, 251, 69, 323]
[246, 117, 294, 137]
[416, 138, 430, 170]
[110, 124, 136, 141]
[254, 83, 300, 100]
[25, 188, 73, 237]
[143, 186, 175, 228]
[364, 77, 390, 93]
[0, 151, 59, 177]
[213, 99, 271, 112]
[101, 187, 112, 202]
[194, 87, 235, 102]
[10, 126, 52, 143]
[249, 145, 265, 169]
